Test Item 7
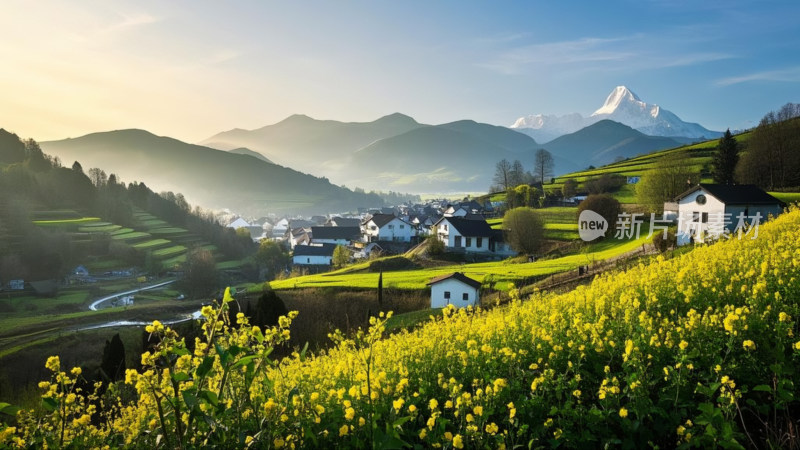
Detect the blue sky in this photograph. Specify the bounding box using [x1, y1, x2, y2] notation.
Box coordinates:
[1, 0, 798, 142]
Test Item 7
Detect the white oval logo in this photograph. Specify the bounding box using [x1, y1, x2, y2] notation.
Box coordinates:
[578, 210, 609, 241]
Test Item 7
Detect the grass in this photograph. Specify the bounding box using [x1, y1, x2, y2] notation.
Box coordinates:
[33, 217, 101, 227]
[151, 245, 187, 258]
[78, 224, 123, 233]
[385, 308, 444, 333]
[132, 239, 172, 249]
[270, 236, 649, 291]
[770, 192, 800, 204]
[111, 231, 151, 241]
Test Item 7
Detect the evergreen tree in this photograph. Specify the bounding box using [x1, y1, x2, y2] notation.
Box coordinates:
[100, 333, 126, 382]
[253, 291, 288, 328]
[712, 129, 739, 184]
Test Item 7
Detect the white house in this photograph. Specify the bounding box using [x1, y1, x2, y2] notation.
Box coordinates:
[675, 184, 784, 246]
[310, 226, 360, 246]
[287, 227, 312, 249]
[292, 243, 337, 266]
[272, 218, 289, 238]
[227, 217, 251, 229]
[362, 214, 415, 242]
[427, 272, 481, 309]
[433, 217, 493, 252]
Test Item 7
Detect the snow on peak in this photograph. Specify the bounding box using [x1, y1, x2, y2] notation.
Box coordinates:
[510, 86, 722, 140]
[592, 86, 644, 116]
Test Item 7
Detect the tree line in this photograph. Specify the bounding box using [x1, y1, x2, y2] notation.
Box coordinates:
[490, 149, 554, 192]
[0, 129, 255, 283]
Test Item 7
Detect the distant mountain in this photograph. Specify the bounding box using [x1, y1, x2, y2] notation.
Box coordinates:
[542, 120, 682, 169]
[227, 147, 272, 164]
[201, 113, 423, 176]
[346, 120, 550, 192]
[41, 129, 382, 215]
[511, 86, 722, 142]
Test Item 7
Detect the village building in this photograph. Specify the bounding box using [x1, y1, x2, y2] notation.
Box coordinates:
[427, 272, 481, 309]
[292, 243, 337, 266]
[310, 226, 360, 246]
[674, 184, 784, 245]
[362, 214, 415, 242]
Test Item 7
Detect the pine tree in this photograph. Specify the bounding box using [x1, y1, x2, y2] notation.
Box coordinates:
[712, 129, 739, 185]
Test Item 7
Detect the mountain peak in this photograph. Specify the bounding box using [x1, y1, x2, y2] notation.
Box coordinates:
[593, 86, 643, 116]
[373, 112, 418, 125]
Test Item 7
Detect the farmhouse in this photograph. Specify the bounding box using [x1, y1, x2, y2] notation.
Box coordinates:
[427, 272, 481, 309]
[292, 243, 337, 266]
[362, 214, 415, 242]
[310, 226, 360, 246]
[674, 184, 784, 245]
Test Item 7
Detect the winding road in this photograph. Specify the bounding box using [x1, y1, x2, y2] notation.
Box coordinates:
[87, 280, 177, 311]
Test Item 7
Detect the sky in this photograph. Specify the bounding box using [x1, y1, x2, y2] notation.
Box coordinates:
[1, 0, 799, 143]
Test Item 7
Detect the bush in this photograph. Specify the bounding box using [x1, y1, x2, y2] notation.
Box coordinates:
[503, 207, 545, 254]
[577, 194, 622, 238]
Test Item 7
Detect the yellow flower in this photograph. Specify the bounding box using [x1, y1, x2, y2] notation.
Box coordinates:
[743, 340, 756, 351]
[572, 389, 581, 398]
[45, 356, 60, 372]
[473, 405, 483, 416]
[345, 407, 355, 420]
[444, 431, 453, 441]
[408, 404, 417, 413]
[554, 428, 563, 439]
[679, 340, 688, 350]
[273, 438, 285, 448]
[452, 434, 464, 449]
[339, 424, 349, 436]
[393, 398, 404, 411]
[429, 399, 438, 410]
[619, 407, 628, 418]
[779, 312, 791, 322]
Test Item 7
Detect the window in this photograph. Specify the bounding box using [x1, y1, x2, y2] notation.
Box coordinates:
[692, 212, 700, 222]
[307, 258, 310, 263]
[477, 237, 483, 247]
[400, 225, 405, 229]
[444, 291, 451, 299]
[455, 236, 462, 247]
[701, 212, 708, 223]
[462, 293, 469, 301]
[465, 237, 472, 247]
[388, 224, 394, 229]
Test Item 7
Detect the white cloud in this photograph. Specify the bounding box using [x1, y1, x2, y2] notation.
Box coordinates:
[716, 66, 800, 86]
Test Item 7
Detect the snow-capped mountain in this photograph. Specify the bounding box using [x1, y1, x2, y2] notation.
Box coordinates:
[511, 86, 721, 142]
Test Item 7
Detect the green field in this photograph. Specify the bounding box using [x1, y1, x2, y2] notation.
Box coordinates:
[771, 192, 800, 204]
[152, 245, 187, 258]
[110, 231, 152, 241]
[32, 217, 101, 227]
[270, 236, 648, 291]
[132, 239, 172, 249]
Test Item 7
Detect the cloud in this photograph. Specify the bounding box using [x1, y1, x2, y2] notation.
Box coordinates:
[716, 66, 800, 86]
[101, 13, 161, 35]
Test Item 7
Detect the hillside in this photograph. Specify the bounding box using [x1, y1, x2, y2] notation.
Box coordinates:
[542, 120, 683, 171]
[201, 113, 424, 176]
[227, 147, 273, 164]
[6, 207, 800, 448]
[41, 129, 383, 215]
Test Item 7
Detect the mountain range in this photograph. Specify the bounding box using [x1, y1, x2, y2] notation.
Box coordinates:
[34, 86, 721, 215]
[511, 86, 722, 143]
[40, 130, 383, 216]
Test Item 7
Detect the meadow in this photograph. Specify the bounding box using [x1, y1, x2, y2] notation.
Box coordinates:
[269, 235, 648, 292]
[3, 207, 799, 448]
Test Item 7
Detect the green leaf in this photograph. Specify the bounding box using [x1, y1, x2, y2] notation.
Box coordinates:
[232, 355, 256, 369]
[199, 390, 219, 407]
[0, 402, 20, 416]
[196, 356, 215, 378]
[299, 342, 309, 362]
[753, 384, 772, 392]
[172, 372, 190, 383]
[42, 397, 58, 412]
[182, 391, 198, 409]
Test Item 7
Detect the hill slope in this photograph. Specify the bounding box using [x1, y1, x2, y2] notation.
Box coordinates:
[201, 113, 424, 176]
[543, 120, 682, 170]
[42, 129, 382, 215]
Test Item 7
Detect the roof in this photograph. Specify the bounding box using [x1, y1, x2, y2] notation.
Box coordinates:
[310, 226, 360, 240]
[427, 272, 482, 289]
[365, 213, 403, 228]
[292, 243, 337, 257]
[227, 217, 251, 228]
[329, 217, 361, 227]
[434, 216, 493, 237]
[676, 184, 784, 205]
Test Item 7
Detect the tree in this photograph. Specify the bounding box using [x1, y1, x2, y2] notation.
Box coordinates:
[712, 129, 739, 184]
[503, 207, 545, 254]
[99, 333, 126, 382]
[181, 247, 218, 299]
[736, 103, 800, 189]
[88, 168, 108, 187]
[333, 245, 350, 268]
[425, 235, 445, 256]
[636, 152, 699, 213]
[577, 194, 622, 238]
[492, 159, 513, 192]
[252, 290, 288, 329]
[509, 160, 527, 187]
[584, 174, 625, 194]
[533, 149, 554, 183]
[256, 240, 289, 280]
[563, 179, 578, 199]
